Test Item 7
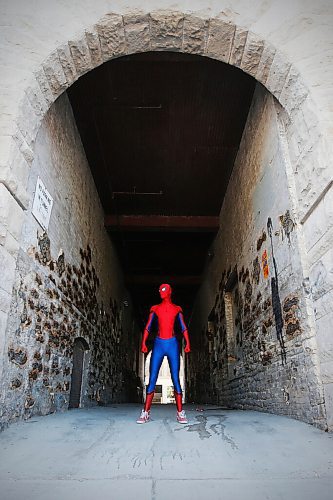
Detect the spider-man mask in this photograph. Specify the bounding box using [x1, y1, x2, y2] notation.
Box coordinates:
[159, 283, 172, 299]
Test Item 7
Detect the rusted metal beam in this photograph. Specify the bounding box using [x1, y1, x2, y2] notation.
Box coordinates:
[105, 215, 219, 232]
[125, 275, 202, 285]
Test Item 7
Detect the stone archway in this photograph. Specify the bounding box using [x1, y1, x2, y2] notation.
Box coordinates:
[1, 10, 321, 308]
[1, 7, 332, 430]
[3, 10, 313, 213]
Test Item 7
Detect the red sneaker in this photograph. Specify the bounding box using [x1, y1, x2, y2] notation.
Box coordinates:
[177, 410, 188, 424]
[136, 409, 150, 424]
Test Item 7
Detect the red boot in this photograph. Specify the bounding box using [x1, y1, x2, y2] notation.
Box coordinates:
[144, 391, 154, 412]
[175, 392, 188, 424]
[174, 392, 182, 412]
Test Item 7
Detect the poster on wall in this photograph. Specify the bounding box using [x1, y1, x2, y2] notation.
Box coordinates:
[261, 249, 269, 279]
[32, 177, 54, 231]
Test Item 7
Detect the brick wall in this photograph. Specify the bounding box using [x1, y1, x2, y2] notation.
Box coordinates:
[0, 93, 141, 428]
[0, 1, 332, 429]
[187, 84, 327, 429]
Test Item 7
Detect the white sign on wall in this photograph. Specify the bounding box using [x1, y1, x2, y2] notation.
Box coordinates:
[32, 177, 54, 230]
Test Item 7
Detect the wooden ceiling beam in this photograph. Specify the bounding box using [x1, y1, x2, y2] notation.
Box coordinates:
[105, 215, 219, 232]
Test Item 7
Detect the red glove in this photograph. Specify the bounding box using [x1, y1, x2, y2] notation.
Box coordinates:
[183, 329, 191, 353]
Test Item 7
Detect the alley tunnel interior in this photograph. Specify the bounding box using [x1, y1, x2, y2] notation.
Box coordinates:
[66, 51, 255, 405]
[67, 52, 255, 321]
[4, 46, 322, 428]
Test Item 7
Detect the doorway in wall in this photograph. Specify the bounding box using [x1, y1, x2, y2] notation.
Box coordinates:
[69, 338, 89, 409]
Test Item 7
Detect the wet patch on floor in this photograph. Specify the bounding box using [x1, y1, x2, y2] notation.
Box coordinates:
[176, 413, 238, 449]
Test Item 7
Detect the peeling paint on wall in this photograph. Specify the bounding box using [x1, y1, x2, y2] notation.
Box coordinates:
[2, 241, 139, 424]
[186, 86, 326, 429]
[0, 93, 141, 428]
[279, 210, 295, 244]
[283, 295, 302, 338]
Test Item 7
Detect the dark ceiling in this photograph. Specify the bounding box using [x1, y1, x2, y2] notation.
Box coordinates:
[67, 51, 255, 326]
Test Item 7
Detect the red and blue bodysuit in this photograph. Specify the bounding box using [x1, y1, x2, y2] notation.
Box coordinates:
[141, 284, 191, 417]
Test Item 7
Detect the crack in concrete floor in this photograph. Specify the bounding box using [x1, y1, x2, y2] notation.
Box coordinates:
[1, 405, 333, 500]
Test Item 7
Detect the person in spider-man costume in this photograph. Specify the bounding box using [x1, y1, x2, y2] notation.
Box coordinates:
[137, 283, 191, 424]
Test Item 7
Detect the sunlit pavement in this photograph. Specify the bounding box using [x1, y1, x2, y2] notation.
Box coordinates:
[1, 404, 333, 500]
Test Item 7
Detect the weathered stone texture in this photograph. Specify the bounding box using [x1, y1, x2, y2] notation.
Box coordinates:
[279, 66, 309, 116]
[25, 84, 49, 120]
[310, 250, 333, 306]
[85, 30, 103, 67]
[0, 184, 24, 256]
[266, 51, 291, 99]
[182, 15, 209, 54]
[15, 96, 41, 152]
[294, 140, 331, 223]
[95, 13, 126, 61]
[57, 44, 78, 84]
[0, 246, 16, 296]
[229, 26, 248, 67]
[0, 2, 332, 430]
[187, 84, 326, 429]
[42, 51, 68, 98]
[0, 1, 332, 219]
[123, 13, 151, 53]
[255, 43, 276, 85]
[35, 68, 55, 106]
[68, 37, 93, 77]
[303, 184, 333, 260]
[315, 308, 333, 420]
[206, 18, 235, 62]
[0, 289, 11, 315]
[240, 32, 264, 78]
[150, 10, 184, 50]
[12, 132, 34, 173]
[0, 139, 30, 210]
[0, 93, 140, 428]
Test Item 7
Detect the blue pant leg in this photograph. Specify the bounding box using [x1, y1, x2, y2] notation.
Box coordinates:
[146, 340, 165, 393]
[166, 339, 182, 394]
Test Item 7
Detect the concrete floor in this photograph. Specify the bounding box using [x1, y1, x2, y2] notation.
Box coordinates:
[1, 405, 333, 500]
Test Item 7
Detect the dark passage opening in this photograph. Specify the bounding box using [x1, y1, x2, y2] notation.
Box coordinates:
[69, 337, 89, 409]
[67, 51, 255, 320]
[67, 51, 255, 400]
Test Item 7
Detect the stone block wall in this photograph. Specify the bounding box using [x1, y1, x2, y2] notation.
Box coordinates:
[187, 83, 327, 429]
[303, 183, 333, 430]
[0, 1, 332, 430]
[279, 67, 333, 430]
[0, 93, 140, 429]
